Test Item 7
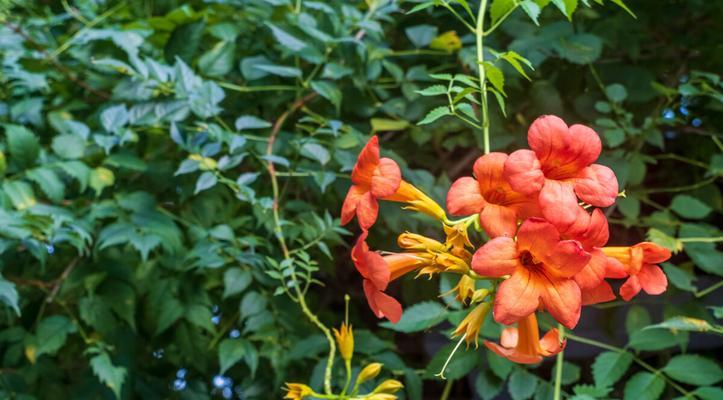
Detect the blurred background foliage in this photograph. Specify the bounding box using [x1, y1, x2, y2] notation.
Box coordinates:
[0, 0, 721, 399]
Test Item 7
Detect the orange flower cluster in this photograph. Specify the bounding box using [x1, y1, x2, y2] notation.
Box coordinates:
[342, 115, 671, 364]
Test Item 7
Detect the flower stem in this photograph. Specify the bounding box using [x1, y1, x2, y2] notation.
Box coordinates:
[476, 0, 490, 154]
[552, 324, 565, 400]
[440, 379, 455, 400]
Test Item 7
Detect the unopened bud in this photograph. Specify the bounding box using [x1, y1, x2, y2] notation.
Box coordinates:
[373, 379, 404, 394]
[357, 362, 382, 384]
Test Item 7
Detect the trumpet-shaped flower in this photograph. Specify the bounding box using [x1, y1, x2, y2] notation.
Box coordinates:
[385, 180, 447, 221]
[484, 313, 565, 364]
[452, 302, 491, 347]
[471, 218, 590, 328]
[352, 232, 401, 322]
[447, 153, 540, 237]
[342, 136, 401, 230]
[602, 242, 670, 301]
[503, 116, 618, 232]
[283, 383, 313, 400]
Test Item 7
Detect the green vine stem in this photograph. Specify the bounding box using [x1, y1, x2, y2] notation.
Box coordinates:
[476, 0, 491, 154]
[552, 324, 565, 400]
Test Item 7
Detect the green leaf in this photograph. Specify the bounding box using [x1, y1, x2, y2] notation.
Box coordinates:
[605, 83, 628, 103]
[555, 34, 603, 64]
[3, 180, 36, 210]
[0, 275, 20, 315]
[380, 301, 447, 333]
[693, 387, 723, 400]
[89, 167, 115, 196]
[405, 368, 423, 400]
[198, 41, 235, 77]
[165, 20, 205, 63]
[625, 305, 651, 335]
[520, 0, 542, 25]
[617, 196, 640, 219]
[4, 124, 40, 167]
[195, 171, 217, 194]
[405, 24, 438, 48]
[609, 0, 637, 18]
[240, 291, 267, 317]
[425, 343, 477, 379]
[310, 81, 342, 110]
[154, 296, 183, 336]
[418, 106, 451, 125]
[498, 51, 534, 80]
[592, 351, 633, 388]
[663, 355, 723, 386]
[300, 143, 330, 165]
[491, 0, 516, 24]
[670, 194, 712, 219]
[34, 315, 77, 358]
[561, 361, 581, 385]
[100, 105, 129, 133]
[475, 369, 504, 400]
[267, 23, 306, 52]
[223, 268, 252, 299]
[415, 85, 447, 96]
[629, 328, 682, 351]
[52, 134, 86, 159]
[251, 63, 302, 78]
[646, 228, 682, 253]
[235, 115, 271, 131]
[487, 349, 515, 379]
[623, 372, 664, 400]
[483, 62, 505, 95]
[645, 316, 722, 334]
[509, 368, 538, 400]
[661, 263, 696, 292]
[185, 304, 215, 333]
[551, 0, 578, 20]
[370, 118, 410, 131]
[27, 168, 65, 202]
[219, 338, 251, 375]
[90, 351, 126, 399]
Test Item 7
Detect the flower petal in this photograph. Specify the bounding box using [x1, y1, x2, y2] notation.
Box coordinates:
[504, 149, 545, 195]
[516, 218, 560, 257]
[638, 264, 667, 295]
[574, 249, 608, 289]
[544, 240, 590, 278]
[351, 136, 380, 186]
[484, 340, 543, 364]
[363, 280, 402, 323]
[356, 191, 379, 230]
[447, 177, 485, 216]
[528, 116, 601, 173]
[581, 281, 616, 305]
[471, 237, 520, 277]
[473, 152, 508, 193]
[574, 164, 618, 207]
[370, 157, 401, 198]
[539, 328, 565, 356]
[539, 179, 580, 233]
[636, 242, 672, 264]
[620, 276, 642, 301]
[341, 185, 365, 226]
[493, 267, 541, 325]
[499, 327, 518, 349]
[604, 257, 629, 279]
[539, 275, 581, 329]
[480, 203, 519, 238]
[363, 251, 390, 291]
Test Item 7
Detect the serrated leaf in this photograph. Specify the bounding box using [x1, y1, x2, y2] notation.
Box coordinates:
[491, 0, 517, 24]
[623, 372, 664, 400]
[52, 134, 86, 159]
[663, 355, 723, 386]
[555, 34, 602, 64]
[418, 106, 451, 125]
[235, 115, 271, 131]
[301, 142, 330, 165]
[3, 180, 36, 210]
[310, 80, 342, 110]
[371, 118, 410, 131]
[379, 301, 447, 333]
[645, 316, 722, 334]
[592, 351, 633, 388]
[0, 275, 20, 315]
[661, 263, 696, 292]
[195, 171, 217, 194]
[415, 85, 447, 96]
[520, 0, 542, 25]
[100, 105, 129, 133]
[509, 369, 538, 400]
[670, 194, 712, 219]
[483, 62, 505, 95]
[27, 168, 64, 202]
[224, 268, 252, 299]
[267, 23, 306, 52]
[90, 352, 126, 399]
[4, 124, 40, 167]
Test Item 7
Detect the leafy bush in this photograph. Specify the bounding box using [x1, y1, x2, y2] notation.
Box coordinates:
[0, 1, 720, 399]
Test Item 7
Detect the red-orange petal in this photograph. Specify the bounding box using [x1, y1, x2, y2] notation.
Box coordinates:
[356, 191, 379, 230]
[504, 149, 545, 195]
[574, 164, 618, 207]
[544, 240, 590, 278]
[480, 203, 519, 238]
[539, 180, 580, 233]
[363, 251, 390, 291]
[363, 280, 402, 322]
[516, 218, 560, 257]
[473, 152, 508, 193]
[638, 264, 667, 295]
[471, 237, 520, 277]
[635, 242, 672, 264]
[447, 177, 485, 216]
[539, 275, 581, 329]
[370, 157, 401, 198]
[494, 268, 541, 325]
[351, 136, 380, 186]
[620, 275, 642, 301]
[528, 116, 601, 172]
[574, 249, 608, 290]
[539, 328, 565, 356]
[341, 185, 365, 226]
[484, 340, 543, 364]
[581, 281, 616, 305]
[604, 257, 629, 279]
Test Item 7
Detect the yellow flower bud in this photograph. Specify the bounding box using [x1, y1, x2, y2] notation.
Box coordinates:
[373, 379, 404, 394]
[384, 181, 447, 222]
[357, 362, 382, 384]
[430, 31, 462, 52]
[454, 275, 476, 304]
[367, 394, 398, 400]
[452, 302, 491, 348]
[397, 232, 446, 252]
[283, 383, 313, 400]
[333, 322, 354, 361]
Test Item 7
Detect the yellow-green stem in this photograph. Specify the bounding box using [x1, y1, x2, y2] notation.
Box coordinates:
[552, 324, 565, 400]
[440, 379, 454, 400]
[476, 0, 490, 154]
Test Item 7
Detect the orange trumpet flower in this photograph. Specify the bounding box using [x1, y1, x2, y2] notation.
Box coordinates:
[484, 313, 565, 364]
[602, 242, 670, 301]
